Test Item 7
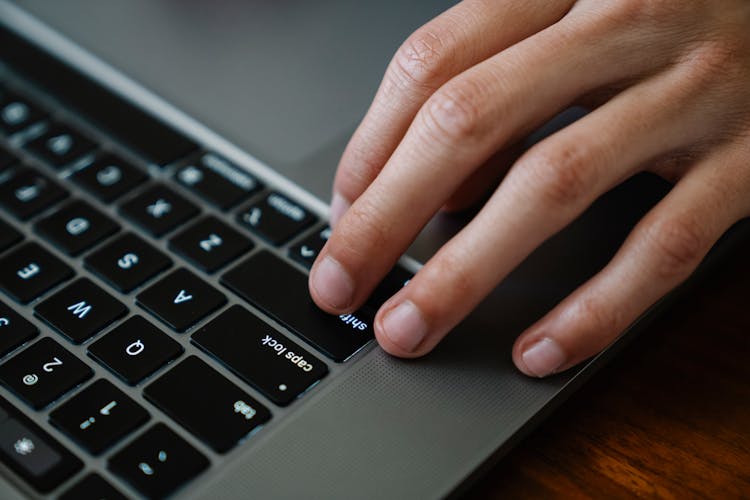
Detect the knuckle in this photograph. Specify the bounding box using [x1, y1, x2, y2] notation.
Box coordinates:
[604, 0, 683, 27]
[572, 295, 621, 340]
[524, 143, 595, 210]
[388, 27, 453, 96]
[682, 39, 742, 82]
[416, 253, 475, 318]
[331, 199, 390, 262]
[422, 81, 486, 144]
[336, 145, 384, 199]
[644, 215, 707, 279]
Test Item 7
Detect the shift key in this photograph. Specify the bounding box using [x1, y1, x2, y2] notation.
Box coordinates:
[192, 305, 328, 406]
[220, 251, 374, 362]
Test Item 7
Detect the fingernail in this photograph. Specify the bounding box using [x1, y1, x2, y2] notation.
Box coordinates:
[311, 256, 355, 310]
[382, 300, 428, 353]
[521, 338, 566, 377]
[329, 192, 350, 227]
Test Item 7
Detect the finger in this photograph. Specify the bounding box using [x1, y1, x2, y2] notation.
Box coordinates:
[442, 145, 522, 213]
[512, 140, 750, 377]
[312, 15, 680, 314]
[370, 61, 718, 357]
[330, 0, 576, 225]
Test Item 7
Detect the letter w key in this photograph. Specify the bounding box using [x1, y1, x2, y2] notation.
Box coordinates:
[35, 278, 128, 343]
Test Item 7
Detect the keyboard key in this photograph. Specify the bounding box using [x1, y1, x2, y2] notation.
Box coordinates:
[0, 242, 73, 304]
[174, 152, 262, 210]
[23, 123, 95, 168]
[144, 356, 271, 453]
[2, 30, 198, 166]
[136, 268, 226, 332]
[0, 337, 93, 409]
[221, 251, 374, 361]
[108, 423, 208, 499]
[366, 265, 414, 309]
[0, 396, 82, 493]
[0, 167, 68, 220]
[0, 300, 38, 357]
[34, 278, 127, 344]
[288, 226, 330, 269]
[50, 379, 149, 455]
[0, 217, 22, 252]
[88, 316, 183, 385]
[71, 153, 148, 202]
[59, 473, 127, 500]
[237, 192, 316, 245]
[120, 184, 199, 237]
[193, 305, 327, 406]
[169, 215, 253, 273]
[34, 200, 119, 256]
[0, 91, 46, 135]
[84, 232, 172, 293]
[0, 146, 18, 171]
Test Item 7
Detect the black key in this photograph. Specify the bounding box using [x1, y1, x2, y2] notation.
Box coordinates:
[88, 316, 183, 385]
[0, 300, 38, 357]
[0, 396, 82, 493]
[34, 200, 119, 256]
[0, 337, 93, 409]
[144, 356, 271, 453]
[222, 251, 374, 361]
[34, 278, 127, 344]
[0, 167, 68, 220]
[0, 216, 22, 252]
[24, 123, 95, 168]
[84, 232, 172, 293]
[288, 226, 331, 269]
[120, 184, 199, 237]
[60, 473, 128, 500]
[50, 379, 149, 455]
[169, 215, 254, 273]
[136, 268, 226, 332]
[108, 423, 208, 499]
[193, 305, 327, 406]
[0, 242, 73, 304]
[237, 192, 316, 245]
[0, 146, 18, 171]
[0, 91, 45, 135]
[175, 153, 262, 210]
[71, 153, 148, 202]
[1, 31, 198, 166]
[366, 265, 414, 309]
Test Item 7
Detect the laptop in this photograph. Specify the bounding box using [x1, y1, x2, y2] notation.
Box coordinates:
[0, 1, 746, 498]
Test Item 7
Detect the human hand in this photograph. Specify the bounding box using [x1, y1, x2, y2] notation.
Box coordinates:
[308, 0, 750, 376]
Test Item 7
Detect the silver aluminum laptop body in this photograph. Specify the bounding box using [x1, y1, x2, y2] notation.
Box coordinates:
[0, 1, 741, 498]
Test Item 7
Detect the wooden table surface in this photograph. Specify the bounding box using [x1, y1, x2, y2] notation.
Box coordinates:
[467, 231, 750, 498]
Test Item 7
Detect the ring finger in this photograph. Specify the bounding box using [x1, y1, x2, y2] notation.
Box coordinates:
[513, 138, 750, 376]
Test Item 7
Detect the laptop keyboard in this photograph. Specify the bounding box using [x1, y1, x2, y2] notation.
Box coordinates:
[0, 47, 412, 497]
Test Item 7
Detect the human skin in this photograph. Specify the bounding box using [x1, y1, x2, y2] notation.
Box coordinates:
[307, 0, 750, 377]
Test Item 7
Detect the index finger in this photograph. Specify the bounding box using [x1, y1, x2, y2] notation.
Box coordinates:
[330, 0, 575, 224]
